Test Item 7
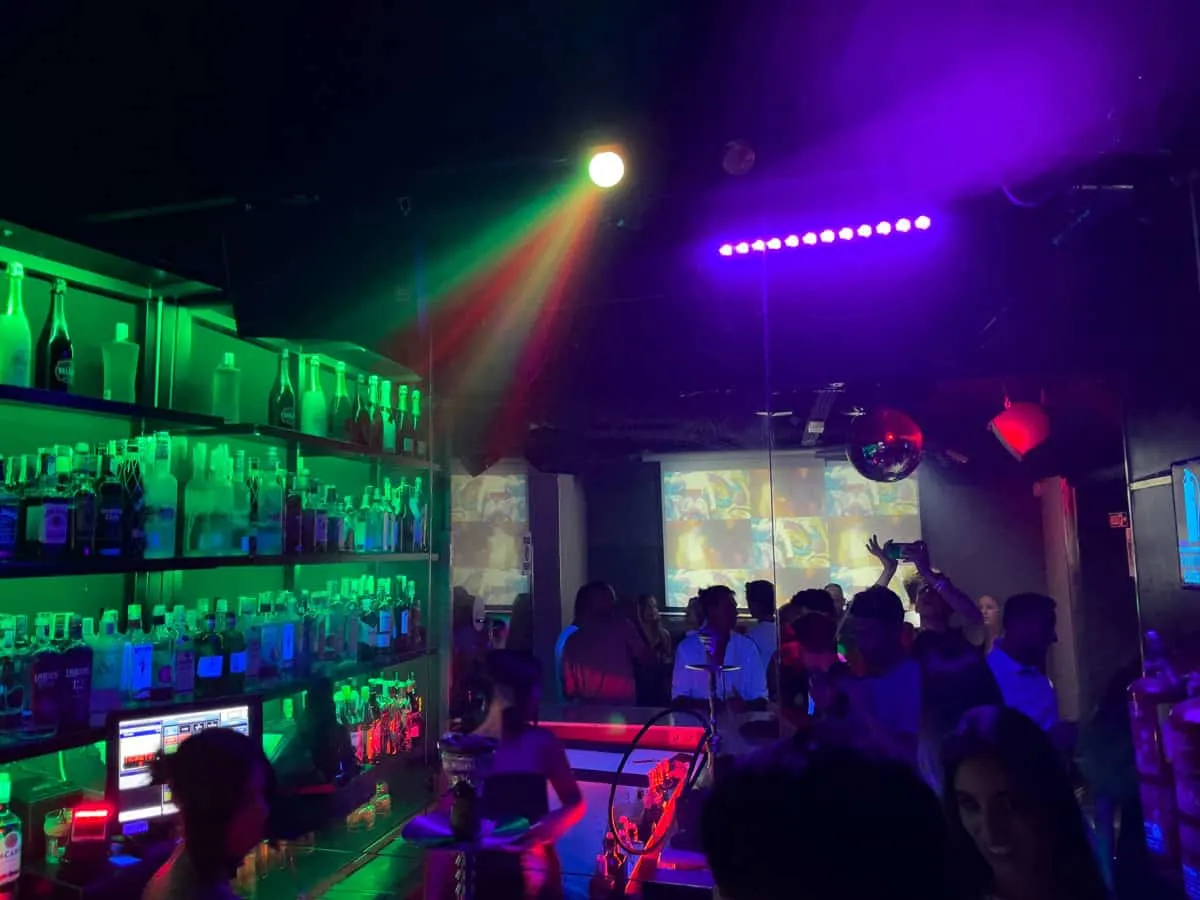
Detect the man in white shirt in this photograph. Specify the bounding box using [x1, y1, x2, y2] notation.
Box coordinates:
[987, 592, 1060, 731]
[744, 580, 778, 671]
[673, 585, 768, 709]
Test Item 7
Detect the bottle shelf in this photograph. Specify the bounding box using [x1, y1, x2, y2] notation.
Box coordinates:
[0, 384, 224, 427]
[0, 551, 438, 580]
[0, 646, 439, 765]
[180, 422, 441, 469]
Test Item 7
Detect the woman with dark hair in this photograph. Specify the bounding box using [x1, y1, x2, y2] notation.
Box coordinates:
[142, 728, 272, 900]
[918, 647, 1004, 794]
[468, 650, 584, 900]
[942, 705, 1110, 900]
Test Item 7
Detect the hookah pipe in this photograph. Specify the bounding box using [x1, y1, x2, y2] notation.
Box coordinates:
[605, 626, 739, 858]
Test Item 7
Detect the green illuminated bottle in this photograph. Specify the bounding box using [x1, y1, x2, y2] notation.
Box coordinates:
[410, 389, 426, 459]
[396, 386, 412, 457]
[0, 263, 31, 388]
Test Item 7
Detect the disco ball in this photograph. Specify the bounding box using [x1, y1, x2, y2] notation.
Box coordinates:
[722, 139, 756, 176]
[846, 408, 924, 483]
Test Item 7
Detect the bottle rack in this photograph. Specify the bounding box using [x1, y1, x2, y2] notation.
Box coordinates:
[0, 219, 449, 767]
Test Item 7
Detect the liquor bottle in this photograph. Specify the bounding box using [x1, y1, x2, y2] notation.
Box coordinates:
[352, 374, 370, 444]
[245, 456, 261, 556]
[39, 451, 75, 561]
[0, 459, 18, 561]
[94, 449, 125, 557]
[219, 599, 246, 694]
[329, 361, 352, 441]
[72, 444, 97, 558]
[367, 375, 383, 451]
[411, 389, 427, 459]
[120, 440, 146, 560]
[325, 486, 344, 551]
[239, 597, 262, 683]
[268, 349, 297, 430]
[284, 472, 304, 554]
[59, 615, 93, 730]
[230, 451, 251, 555]
[144, 432, 178, 559]
[0, 263, 31, 388]
[300, 355, 328, 437]
[88, 610, 123, 714]
[0, 773, 22, 895]
[258, 595, 280, 680]
[101, 321, 140, 403]
[26, 614, 62, 730]
[172, 606, 195, 697]
[149, 606, 175, 701]
[381, 380, 397, 453]
[396, 386, 413, 456]
[278, 595, 297, 677]
[36, 278, 73, 392]
[122, 604, 152, 701]
[194, 610, 225, 698]
[184, 442, 211, 557]
[380, 479, 396, 552]
[208, 445, 235, 555]
[411, 476, 428, 553]
[256, 458, 284, 555]
[211, 351, 241, 422]
[396, 479, 413, 553]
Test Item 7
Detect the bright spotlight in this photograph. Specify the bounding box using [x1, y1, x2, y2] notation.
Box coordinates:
[588, 151, 625, 188]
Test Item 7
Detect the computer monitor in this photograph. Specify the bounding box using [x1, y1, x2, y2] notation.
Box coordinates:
[106, 698, 262, 833]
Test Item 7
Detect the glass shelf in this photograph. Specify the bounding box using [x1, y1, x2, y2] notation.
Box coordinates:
[0, 552, 438, 580]
[0, 647, 438, 765]
[181, 422, 440, 468]
[0, 384, 224, 427]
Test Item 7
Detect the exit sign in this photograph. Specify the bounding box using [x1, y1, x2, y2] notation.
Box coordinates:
[1109, 512, 1129, 528]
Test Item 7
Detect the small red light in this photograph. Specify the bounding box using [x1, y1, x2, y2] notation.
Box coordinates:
[73, 804, 111, 820]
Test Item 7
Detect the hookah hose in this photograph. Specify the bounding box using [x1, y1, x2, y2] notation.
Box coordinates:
[605, 707, 714, 857]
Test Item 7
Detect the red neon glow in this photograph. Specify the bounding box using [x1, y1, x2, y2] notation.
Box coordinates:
[988, 402, 1050, 460]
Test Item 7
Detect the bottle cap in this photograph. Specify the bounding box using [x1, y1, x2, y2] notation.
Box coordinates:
[115, 322, 130, 341]
[0, 772, 11, 804]
[7, 262, 23, 278]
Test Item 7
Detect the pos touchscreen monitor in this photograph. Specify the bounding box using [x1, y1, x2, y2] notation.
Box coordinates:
[105, 698, 262, 834]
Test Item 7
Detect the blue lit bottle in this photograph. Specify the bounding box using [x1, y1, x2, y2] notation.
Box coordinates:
[144, 433, 178, 559]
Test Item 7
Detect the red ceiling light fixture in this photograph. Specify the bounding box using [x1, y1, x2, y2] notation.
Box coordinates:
[988, 392, 1050, 461]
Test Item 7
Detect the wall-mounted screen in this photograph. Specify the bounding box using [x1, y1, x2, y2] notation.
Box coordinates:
[1172, 460, 1200, 587]
[660, 454, 921, 608]
[450, 464, 530, 607]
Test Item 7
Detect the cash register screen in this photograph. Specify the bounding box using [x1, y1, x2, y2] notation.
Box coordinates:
[109, 702, 255, 827]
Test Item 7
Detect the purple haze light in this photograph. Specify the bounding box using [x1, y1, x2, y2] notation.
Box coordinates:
[718, 215, 933, 256]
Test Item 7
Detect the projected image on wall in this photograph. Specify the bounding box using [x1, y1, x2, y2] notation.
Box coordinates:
[1173, 461, 1200, 587]
[451, 469, 529, 607]
[662, 457, 920, 608]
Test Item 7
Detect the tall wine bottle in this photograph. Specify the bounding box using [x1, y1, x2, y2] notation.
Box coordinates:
[268, 350, 297, 429]
[35, 278, 73, 392]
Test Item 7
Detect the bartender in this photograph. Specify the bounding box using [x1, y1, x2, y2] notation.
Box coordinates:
[671, 586, 768, 711]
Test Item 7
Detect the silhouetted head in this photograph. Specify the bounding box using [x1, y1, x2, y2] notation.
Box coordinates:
[745, 580, 776, 621]
[151, 727, 272, 878]
[485, 650, 543, 730]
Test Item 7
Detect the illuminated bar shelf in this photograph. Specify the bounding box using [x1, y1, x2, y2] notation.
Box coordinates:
[0, 384, 224, 427]
[0, 552, 439, 579]
[183, 421, 442, 469]
[0, 646, 439, 765]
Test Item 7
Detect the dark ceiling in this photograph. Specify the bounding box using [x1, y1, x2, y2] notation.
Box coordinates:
[3, 1, 1199, 471]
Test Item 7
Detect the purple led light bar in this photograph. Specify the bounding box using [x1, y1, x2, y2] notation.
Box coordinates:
[718, 215, 932, 256]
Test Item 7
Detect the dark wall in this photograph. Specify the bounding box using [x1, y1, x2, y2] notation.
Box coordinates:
[582, 461, 666, 605]
[917, 466, 1048, 603]
[1126, 385, 1200, 658]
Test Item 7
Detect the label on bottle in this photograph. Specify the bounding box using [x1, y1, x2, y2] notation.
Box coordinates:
[280, 406, 296, 428]
[0, 825, 21, 886]
[8, 348, 29, 388]
[417, 439, 427, 458]
[402, 437, 414, 455]
[228, 651, 247, 674]
[246, 631, 262, 677]
[400, 609, 411, 636]
[196, 654, 223, 680]
[41, 502, 69, 546]
[31, 665, 61, 724]
[156, 662, 174, 687]
[314, 512, 328, 547]
[130, 644, 153, 696]
[376, 611, 392, 648]
[54, 358, 74, 386]
[0, 504, 17, 558]
[176, 650, 195, 692]
[280, 624, 295, 663]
